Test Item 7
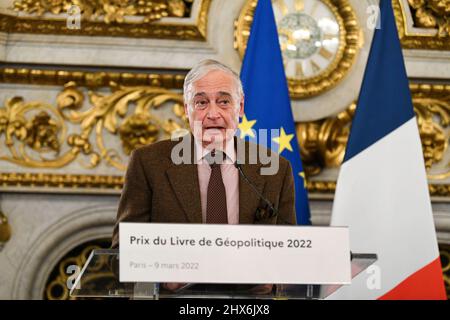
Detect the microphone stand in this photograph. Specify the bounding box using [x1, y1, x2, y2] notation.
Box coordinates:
[234, 162, 279, 220]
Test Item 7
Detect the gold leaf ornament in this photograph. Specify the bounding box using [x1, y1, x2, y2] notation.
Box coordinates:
[57, 82, 84, 113]
[414, 97, 449, 169]
[3, 97, 28, 146]
[67, 133, 93, 154]
[167, 0, 186, 17]
[407, 0, 450, 36]
[25, 111, 61, 152]
[119, 113, 160, 155]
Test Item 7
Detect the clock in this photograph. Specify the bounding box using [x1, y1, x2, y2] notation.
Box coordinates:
[235, 0, 361, 99]
[276, 0, 343, 80]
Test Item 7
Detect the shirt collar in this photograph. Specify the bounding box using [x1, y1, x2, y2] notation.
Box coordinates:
[194, 136, 236, 164]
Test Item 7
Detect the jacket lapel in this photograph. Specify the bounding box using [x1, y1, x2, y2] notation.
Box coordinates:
[166, 134, 202, 223]
[166, 163, 203, 223]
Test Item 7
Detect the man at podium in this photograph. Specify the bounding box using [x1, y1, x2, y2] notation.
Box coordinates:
[111, 60, 297, 291]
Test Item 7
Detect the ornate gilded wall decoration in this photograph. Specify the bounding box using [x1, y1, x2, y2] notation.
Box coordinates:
[0, 0, 210, 40]
[0, 67, 186, 88]
[394, 0, 450, 50]
[235, 0, 362, 99]
[296, 83, 450, 179]
[0, 65, 449, 196]
[0, 97, 69, 168]
[411, 83, 449, 172]
[13, 0, 191, 23]
[26, 111, 61, 152]
[118, 113, 160, 155]
[407, 0, 449, 37]
[0, 81, 188, 171]
[0, 211, 11, 251]
[296, 102, 355, 175]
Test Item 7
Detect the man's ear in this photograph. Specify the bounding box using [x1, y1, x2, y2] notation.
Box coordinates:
[184, 103, 189, 115]
[239, 95, 245, 117]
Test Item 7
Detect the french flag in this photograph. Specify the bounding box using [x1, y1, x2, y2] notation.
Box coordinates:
[329, 0, 446, 299]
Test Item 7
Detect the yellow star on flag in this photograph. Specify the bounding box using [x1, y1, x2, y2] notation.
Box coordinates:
[299, 171, 307, 188]
[238, 115, 257, 139]
[272, 127, 294, 154]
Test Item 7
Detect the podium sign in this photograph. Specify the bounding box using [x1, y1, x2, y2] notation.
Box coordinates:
[119, 223, 351, 285]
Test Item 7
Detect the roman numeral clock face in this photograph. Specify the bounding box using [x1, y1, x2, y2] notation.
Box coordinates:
[274, 0, 340, 80]
[235, 0, 360, 98]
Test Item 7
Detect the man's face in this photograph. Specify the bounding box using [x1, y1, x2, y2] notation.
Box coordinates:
[184, 69, 244, 147]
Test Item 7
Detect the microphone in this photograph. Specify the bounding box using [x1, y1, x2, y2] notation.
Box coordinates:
[234, 162, 279, 221]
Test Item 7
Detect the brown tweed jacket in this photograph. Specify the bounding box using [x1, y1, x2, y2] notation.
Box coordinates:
[111, 135, 296, 248]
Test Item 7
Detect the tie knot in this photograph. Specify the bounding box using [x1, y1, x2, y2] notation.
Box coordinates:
[204, 150, 226, 167]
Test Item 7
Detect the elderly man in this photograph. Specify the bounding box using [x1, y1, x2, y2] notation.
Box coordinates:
[111, 59, 296, 292]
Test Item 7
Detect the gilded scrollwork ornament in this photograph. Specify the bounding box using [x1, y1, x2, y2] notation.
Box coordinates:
[411, 84, 450, 179]
[296, 103, 355, 175]
[0, 97, 28, 147]
[0, 78, 448, 194]
[407, 0, 450, 37]
[394, 0, 450, 49]
[25, 111, 61, 153]
[414, 97, 448, 169]
[0, 81, 188, 171]
[119, 113, 160, 155]
[297, 85, 450, 178]
[4, 0, 209, 40]
[0, 96, 69, 168]
[13, 0, 192, 24]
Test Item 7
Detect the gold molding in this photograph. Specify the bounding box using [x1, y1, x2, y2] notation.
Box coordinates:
[0, 67, 186, 88]
[234, 0, 362, 99]
[308, 180, 450, 197]
[0, 0, 210, 40]
[3, 172, 450, 198]
[306, 180, 337, 194]
[0, 172, 123, 190]
[393, 0, 450, 50]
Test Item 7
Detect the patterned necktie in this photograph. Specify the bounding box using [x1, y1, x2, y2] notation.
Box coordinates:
[205, 150, 228, 224]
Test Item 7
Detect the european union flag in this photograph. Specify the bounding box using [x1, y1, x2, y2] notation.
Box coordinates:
[239, 0, 311, 225]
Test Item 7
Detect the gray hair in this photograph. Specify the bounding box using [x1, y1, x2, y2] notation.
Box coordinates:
[183, 59, 244, 109]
